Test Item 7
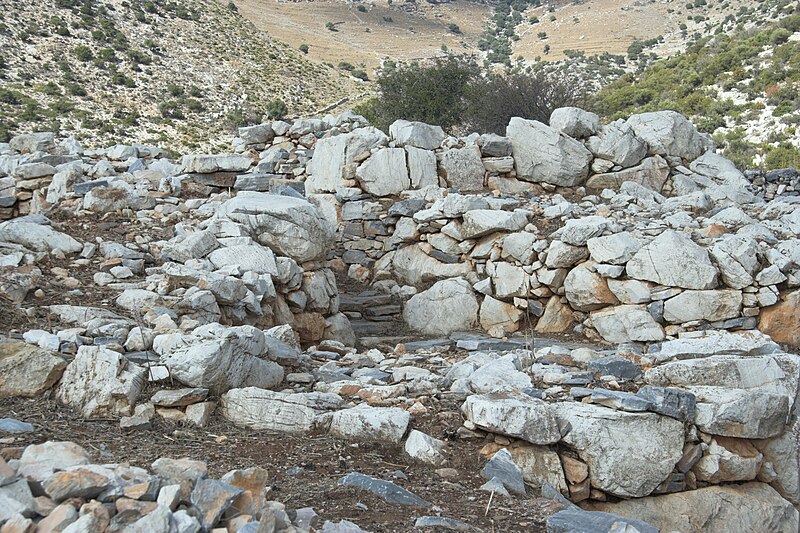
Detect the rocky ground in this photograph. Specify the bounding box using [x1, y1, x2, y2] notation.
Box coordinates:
[0, 107, 800, 532]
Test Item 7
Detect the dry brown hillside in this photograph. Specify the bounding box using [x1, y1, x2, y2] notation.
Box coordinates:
[0, 0, 361, 152]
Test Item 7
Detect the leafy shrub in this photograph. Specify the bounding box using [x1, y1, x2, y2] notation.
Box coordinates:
[299, 43, 309, 54]
[266, 98, 288, 119]
[73, 44, 93, 61]
[352, 69, 369, 81]
[357, 4, 366, 12]
[355, 55, 481, 132]
[326, 22, 338, 31]
[448, 23, 461, 34]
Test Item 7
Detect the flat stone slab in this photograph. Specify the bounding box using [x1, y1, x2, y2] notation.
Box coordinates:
[337, 472, 431, 507]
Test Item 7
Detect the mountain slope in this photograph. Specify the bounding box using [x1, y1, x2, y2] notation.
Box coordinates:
[0, 0, 362, 151]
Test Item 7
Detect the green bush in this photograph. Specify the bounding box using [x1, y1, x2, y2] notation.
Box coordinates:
[326, 22, 338, 32]
[357, 4, 366, 12]
[448, 23, 461, 34]
[355, 55, 481, 132]
[299, 43, 309, 54]
[266, 98, 288, 120]
[73, 44, 93, 61]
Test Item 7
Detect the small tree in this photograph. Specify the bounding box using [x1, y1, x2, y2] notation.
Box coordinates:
[325, 22, 338, 31]
[299, 43, 309, 54]
[448, 23, 461, 34]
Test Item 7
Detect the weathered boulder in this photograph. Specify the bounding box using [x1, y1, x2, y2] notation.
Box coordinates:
[626, 230, 718, 289]
[586, 155, 670, 192]
[564, 262, 618, 311]
[586, 120, 648, 168]
[461, 392, 561, 445]
[56, 346, 146, 417]
[328, 405, 410, 444]
[355, 147, 410, 196]
[181, 153, 252, 173]
[215, 192, 335, 263]
[626, 110, 705, 161]
[437, 144, 486, 192]
[389, 245, 472, 287]
[663, 290, 742, 323]
[207, 244, 278, 275]
[647, 330, 780, 363]
[389, 120, 445, 150]
[154, 325, 284, 395]
[0, 221, 81, 254]
[0, 337, 66, 398]
[161, 231, 219, 263]
[554, 402, 684, 498]
[709, 235, 759, 290]
[690, 386, 789, 439]
[403, 278, 479, 335]
[405, 430, 447, 465]
[220, 387, 342, 433]
[10, 132, 55, 153]
[460, 209, 528, 239]
[406, 146, 438, 189]
[479, 296, 523, 337]
[306, 128, 388, 193]
[586, 483, 798, 533]
[549, 107, 599, 139]
[507, 117, 593, 186]
[590, 305, 665, 343]
[759, 290, 800, 346]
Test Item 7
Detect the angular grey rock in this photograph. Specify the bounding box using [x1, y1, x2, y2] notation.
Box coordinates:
[554, 402, 684, 498]
[328, 404, 410, 444]
[588, 357, 642, 380]
[647, 330, 780, 363]
[547, 507, 658, 533]
[690, 386, 789, 439]
[549, 107, 599, 139]
[586, 120, 648, 168]
[306, 127, 388, 193]
[0, 337, 66, 398]
[507, 117, 593, 186]
[389, 120, 445, 150]
[356, 147, 410, 196]
[406, 146, 438, 189]
[663, 290, 742, 323]
[636, 386, 696, 422]
[403, 278, 479, 336]
[482, 448, 526, 496]
[337, 472, 430, 507]
[191, 479, 243, 531]
[162, 231, 219, 263]
[460, 209, 528, 239]
[586, 155, 670, 192]
[626, 110, 705, 161]
[151, 457, 207, 485]
[10, 132, 55, 153]
[207, 244, 278, 275]
[626, 230, 718, 290]
[585, 483, 798, 533]
[215, 192, 335, 263]
[150, 388, 208, 407]
[56, 346, 146, 417]
[709, 235, 759, 289]
[590, 305, 665, 343]
[415, 516, 474, 531]
[0, 221, 81, 254]
[404, 430, 446, 465]
[0, 418, 34, 433]
[587, 232, 644, 265]
[461, 392, 561, 445]
[181, 153, 252, 173]
[437, 144, 486, 192]
[479, 133, 513, 157]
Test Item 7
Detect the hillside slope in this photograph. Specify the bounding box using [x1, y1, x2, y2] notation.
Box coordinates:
[590, 9, 800, 170]
[0, 0, 361, 151]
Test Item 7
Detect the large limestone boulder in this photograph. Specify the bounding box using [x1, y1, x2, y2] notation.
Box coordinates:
[554, 402, 684, 498]
[154, 325, 284, 395]
[689, 386, 789, 439]
[328, 405, 410, 444]
[590, 305, 665, 343]
[355, 148, 410, 196]
[56, 346, 146, 417]
[406, 146, 438, 189]
[215, 192, 335, 263]
[586, 120, 648, 168]
[460, 210, 528, 239]
[586, 483, 798, 533]
[207, 244, 278, 275]
[306, 127, 388, 193]
[479, 296, 522, 337]
[587, 232, 644, 265]
[403, 278, 479, 335]
[586, 155, 670, 192]
[437, 144, 485, 192]
[220, 387, 342, 434]
[626, 230, 718, 290]
[507, 117, 593, 186]
[647, 330, 781, 363]
[759, 290, 800, 346]
[0, 221, 81, 254]
[549, 107, 599, 139]
[563, 262, 618, 311]
[389, 120, 446, 150]
[709, 235, 759, 289]
[182, 154, 252, 173]
[0, 337, 66, 398]
[626, 110, 705, 161]
[461, 392, 560, 445]
[663, 289, 742, 323]
[10, 132, 56, 153]
[389, 245, 472, 287]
